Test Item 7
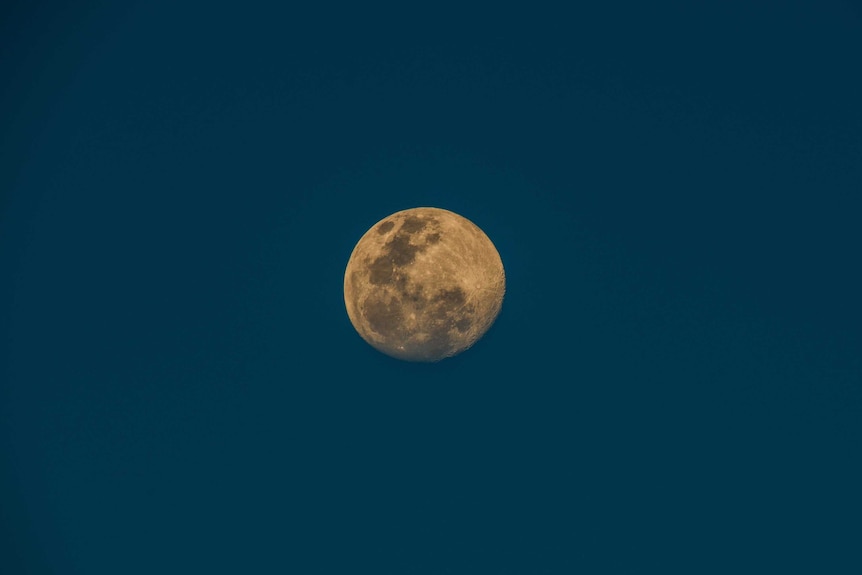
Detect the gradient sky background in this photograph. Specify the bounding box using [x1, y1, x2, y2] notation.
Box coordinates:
[2, 1, 861, 573]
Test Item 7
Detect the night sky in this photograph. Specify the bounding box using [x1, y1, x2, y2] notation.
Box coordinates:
[2, 1, 861, 573]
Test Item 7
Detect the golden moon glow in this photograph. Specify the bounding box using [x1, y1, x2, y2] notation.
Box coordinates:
[344, 207, 505, 362]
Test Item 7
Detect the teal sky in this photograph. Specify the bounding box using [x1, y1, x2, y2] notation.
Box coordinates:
[2, 1, 861, 573]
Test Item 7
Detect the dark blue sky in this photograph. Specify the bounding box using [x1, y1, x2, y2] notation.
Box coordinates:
[3, 1, 861, 573]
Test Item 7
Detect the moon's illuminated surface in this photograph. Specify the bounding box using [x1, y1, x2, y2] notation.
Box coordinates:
[344, 207, 505, 362]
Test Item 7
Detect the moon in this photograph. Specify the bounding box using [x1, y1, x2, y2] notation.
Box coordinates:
[344, 207, 505, 362]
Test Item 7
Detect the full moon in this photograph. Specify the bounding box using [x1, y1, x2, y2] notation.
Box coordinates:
[344, 207, 505, 362]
